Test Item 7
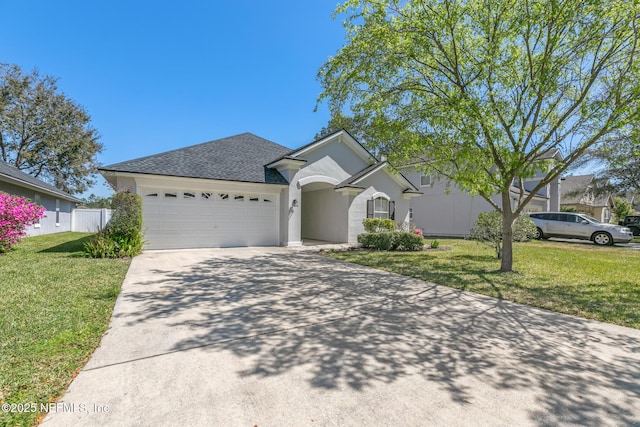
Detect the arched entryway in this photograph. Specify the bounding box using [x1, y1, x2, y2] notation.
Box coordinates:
[299, 176, 349, 243]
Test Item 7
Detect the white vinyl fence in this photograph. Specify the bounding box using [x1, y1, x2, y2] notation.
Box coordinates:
[71, 208, 112, 233]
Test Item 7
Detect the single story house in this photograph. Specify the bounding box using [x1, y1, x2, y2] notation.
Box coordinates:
[403, 150, 564, 237]
[560, 174, 615, 223]
[100, 130, 421, 250]
[0, 160, 82, 235]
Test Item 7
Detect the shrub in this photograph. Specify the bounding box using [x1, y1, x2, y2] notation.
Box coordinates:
[85, 192, 143, 258]
[106, 192, 143, 238]
[430, 239, 439, 249]
[358, 232, 393, 250]
[0, 192, 45, 253]
[469, 211, 537, 259]
[363, 218, 396, 233]
[412, 228, 423, 236]
[358, 231, 424, 251]
[393, 232, 425, 251]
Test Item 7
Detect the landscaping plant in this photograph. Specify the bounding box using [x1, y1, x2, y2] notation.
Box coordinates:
[358, 231, 424, 251]
[363, 218, 396, 233]
[0, 192, 45, 253]
[470, 211, 537, 259]
[84, 192, 143, 257]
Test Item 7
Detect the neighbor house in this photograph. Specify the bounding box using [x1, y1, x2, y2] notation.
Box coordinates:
[0, 160, 82, 235]
[403, 149, 563, 237]
[560, 174, 615, 223]
[99, 130, 421, 250]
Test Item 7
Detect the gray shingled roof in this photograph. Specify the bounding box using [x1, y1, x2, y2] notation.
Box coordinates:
[100, 133, 291, 184]
[561, 175, 594, 204]
[0, 160, 81, 202]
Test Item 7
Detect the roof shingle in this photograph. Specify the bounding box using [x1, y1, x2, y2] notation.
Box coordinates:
[0, 160, 81, 202]
[100, 133, 291, 184]
[561, 175, 595, 204]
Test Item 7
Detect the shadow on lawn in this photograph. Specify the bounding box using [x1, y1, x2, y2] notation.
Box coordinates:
[122, 252, 640, 426]
[38, 235, 92, 254]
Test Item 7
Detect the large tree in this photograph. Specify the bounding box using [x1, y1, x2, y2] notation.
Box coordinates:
[318, 0, 640, 271]
[0, 64, 102, 194]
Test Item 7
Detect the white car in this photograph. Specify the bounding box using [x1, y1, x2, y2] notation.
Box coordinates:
[528, 212, 633, 246]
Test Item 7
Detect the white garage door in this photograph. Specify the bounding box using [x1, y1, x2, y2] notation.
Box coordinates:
[141, 188, 279, 249]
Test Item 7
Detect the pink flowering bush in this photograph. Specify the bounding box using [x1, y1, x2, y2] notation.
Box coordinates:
[412, 228, 423, 236]
[0, 192, 46, 253]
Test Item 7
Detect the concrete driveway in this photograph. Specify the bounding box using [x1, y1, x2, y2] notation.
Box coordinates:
[43, 248, 640, 426]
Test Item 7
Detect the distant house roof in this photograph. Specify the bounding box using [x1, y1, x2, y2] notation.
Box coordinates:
[0, 160, 82, 203]
[561, 174, 596, 205]
[100, 133, 291, 185]
[536, 148, 564, 161]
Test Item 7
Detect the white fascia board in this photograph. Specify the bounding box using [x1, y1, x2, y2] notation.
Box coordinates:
[335, 187, 365, 196]
[113, 172, 286, 194]
[349, 162, 388, 185]
[402, 192, 423, 200]
[265, 157, 307, 170]
[351, 162, 419, 192]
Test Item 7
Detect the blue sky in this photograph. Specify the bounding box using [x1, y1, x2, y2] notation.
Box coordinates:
[0, 1, 346, 197]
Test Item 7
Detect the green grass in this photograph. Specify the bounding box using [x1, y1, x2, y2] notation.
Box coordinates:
[327, 239, 640, 328]
[0, 232, 131, 426]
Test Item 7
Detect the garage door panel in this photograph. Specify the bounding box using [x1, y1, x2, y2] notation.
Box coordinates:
[141, 188, 279, 249]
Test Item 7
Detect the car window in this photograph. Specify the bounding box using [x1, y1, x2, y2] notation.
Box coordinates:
[566, 214, 581, 223]
[581, 215, 601, 224]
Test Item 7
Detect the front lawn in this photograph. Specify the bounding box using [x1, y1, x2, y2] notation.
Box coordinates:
[0, 232, 130, 427]
[326, 239, 640, 329]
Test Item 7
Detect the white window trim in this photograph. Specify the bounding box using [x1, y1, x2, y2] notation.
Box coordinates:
[373, 196, 389, 219]
[420, 174, 432, 187]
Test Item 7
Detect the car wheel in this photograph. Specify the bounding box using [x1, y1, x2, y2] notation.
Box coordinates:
[592, 231, 613, 246]
[534, 227, 544, 240]
[632, 227, 640, 236]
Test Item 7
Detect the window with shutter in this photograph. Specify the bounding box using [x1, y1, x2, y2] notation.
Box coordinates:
[373, 197, 389, 219]
[366, 199, 374, 218]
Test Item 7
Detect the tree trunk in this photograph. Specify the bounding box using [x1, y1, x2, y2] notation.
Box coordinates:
[500, 192, 515, 272]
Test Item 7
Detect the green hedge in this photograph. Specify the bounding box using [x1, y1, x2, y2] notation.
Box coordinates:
[363, 218, 396, 233]
[358, 232, 424, 251]
[84, 192, 144, 258]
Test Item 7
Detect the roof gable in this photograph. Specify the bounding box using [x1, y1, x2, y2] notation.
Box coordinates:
[100, 133, 290, 184]
[273, 129, 375, 165]
[335, 161, 420, 193]
[0, 160, 81, 202]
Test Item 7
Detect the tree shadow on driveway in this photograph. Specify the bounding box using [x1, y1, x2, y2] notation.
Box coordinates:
[120, 250, 640, 426]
